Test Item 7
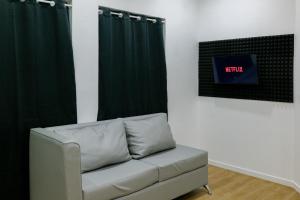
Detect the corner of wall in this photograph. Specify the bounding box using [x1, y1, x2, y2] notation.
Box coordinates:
[294, 0, 300, 190]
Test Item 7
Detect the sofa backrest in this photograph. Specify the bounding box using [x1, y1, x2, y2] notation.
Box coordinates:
[45, 113, 167, 132]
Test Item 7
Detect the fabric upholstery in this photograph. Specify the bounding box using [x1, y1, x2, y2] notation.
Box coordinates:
[81, 160, 158, 200]
[54, 120, 131, 172]
[140, 145, 208, 181]
[124, 114, 176, 159]
[98, 7, 168, 121]
[46, 113, 165, 132]
[2, 1, 77, 199]
[31, 117, 209, 200]
[30, 128, 82, 200]
[117, 165, 208, 200]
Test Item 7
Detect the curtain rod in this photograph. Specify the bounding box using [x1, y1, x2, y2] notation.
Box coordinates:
[98, 9, 165, 23]
[33, 0, 72, 7]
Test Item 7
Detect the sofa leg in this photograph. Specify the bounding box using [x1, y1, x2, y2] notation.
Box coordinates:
[204, 184, 212, 195]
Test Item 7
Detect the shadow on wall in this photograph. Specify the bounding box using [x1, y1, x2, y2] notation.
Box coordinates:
[198, 97, 294, 116]
[215, 98, 294, 116]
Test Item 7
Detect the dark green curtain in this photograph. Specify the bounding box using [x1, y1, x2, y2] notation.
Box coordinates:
[98, 8, 168, 120]
[0, 0, 77, 200]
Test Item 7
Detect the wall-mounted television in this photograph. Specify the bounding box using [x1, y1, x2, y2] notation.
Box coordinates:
[212, 54, 258, 85]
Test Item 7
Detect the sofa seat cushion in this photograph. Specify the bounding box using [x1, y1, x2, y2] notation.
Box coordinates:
[140, 145, 208, 182]
[81, 160, 158, 200]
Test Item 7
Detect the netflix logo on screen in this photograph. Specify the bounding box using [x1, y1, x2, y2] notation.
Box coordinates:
[225, 66, 244, 73]
[212, 55, 258, 85]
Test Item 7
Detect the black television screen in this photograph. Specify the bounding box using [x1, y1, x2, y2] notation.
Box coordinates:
[212, 55, 258, 85]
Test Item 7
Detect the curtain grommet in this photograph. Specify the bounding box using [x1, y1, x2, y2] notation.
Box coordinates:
[36, 0, 56, 7]
[49, 1, 55, 7]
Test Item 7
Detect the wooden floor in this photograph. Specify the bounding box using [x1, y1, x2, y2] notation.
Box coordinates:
[176, 165, 300, 200]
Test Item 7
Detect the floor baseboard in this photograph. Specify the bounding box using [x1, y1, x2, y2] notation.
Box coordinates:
[292, 181, 300, 193]
[208, 159, 300, 194]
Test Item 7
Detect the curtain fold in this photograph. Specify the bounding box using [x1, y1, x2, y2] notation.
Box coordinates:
[0, 1, 77, 199]
[98, 8, 168, 120]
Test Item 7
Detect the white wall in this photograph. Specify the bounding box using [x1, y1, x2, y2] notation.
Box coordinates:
[189, 0, 297, 185]
[72, 0, 300, 190]
[295, 0, 300, 190]
[72, 0, 99, 123]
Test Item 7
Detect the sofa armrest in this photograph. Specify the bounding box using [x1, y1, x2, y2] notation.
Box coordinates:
[30, 128, 83, 200]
